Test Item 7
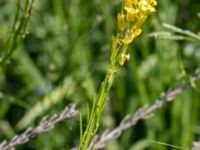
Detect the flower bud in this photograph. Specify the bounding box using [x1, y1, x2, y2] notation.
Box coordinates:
[127, 8, 135, 22]
[118, 53, 130, 65]
[117, 13, 126, 31]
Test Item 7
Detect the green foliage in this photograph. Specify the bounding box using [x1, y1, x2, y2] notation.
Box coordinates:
[0, 0, 200, 150]
[0, 0, 34, 67]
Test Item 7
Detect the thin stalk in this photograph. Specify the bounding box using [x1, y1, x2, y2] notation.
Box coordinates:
[0, 0, 34, 66]
[79, 1, 158, 149]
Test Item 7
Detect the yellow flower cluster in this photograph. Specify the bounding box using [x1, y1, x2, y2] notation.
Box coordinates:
[117, 0, 157, 65]
[118, 0, 157, 44]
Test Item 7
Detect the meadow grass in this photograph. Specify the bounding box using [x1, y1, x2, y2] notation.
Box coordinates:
[0, 0, 200, 150]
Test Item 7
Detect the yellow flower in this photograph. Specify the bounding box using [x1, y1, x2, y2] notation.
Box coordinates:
[134, 16, 147, 28]
[147, 0, 157, 6]
[133, 28, 142, 37]
[133, 0, 139, 5]
[124, 0, 132, 8]
[121, 29, 135, 44]
[117, 13, 126, 31]
[139, 0, 156, 14]
[126, 8, 135, 22]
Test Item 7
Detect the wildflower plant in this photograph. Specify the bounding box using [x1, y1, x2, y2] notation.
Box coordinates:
[79, 0, 157, 149]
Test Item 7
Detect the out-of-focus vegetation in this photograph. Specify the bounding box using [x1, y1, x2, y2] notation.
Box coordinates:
[0, 0, 200, 150]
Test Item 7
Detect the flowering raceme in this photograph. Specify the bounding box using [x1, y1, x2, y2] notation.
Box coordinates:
[116, 0, 157, 65]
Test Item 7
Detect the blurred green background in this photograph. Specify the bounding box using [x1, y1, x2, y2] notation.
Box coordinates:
[0, 0, 200, 149]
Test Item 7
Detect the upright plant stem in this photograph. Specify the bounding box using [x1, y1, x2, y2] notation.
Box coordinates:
[79, 1, 158, 149]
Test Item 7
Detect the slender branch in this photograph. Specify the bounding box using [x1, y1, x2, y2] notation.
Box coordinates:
[0, 104, 78, 150]
[89, 68, 200, 150]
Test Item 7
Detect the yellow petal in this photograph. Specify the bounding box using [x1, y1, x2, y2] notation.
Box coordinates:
[126, 8, 135, 22]
[133, 0, 139, 5]
[133, 28, 142, 37]
[121, 29, 135, 44]
[124, 0, 132, 8]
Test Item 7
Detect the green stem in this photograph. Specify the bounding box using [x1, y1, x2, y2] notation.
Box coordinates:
[79, 39, 122, 149]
